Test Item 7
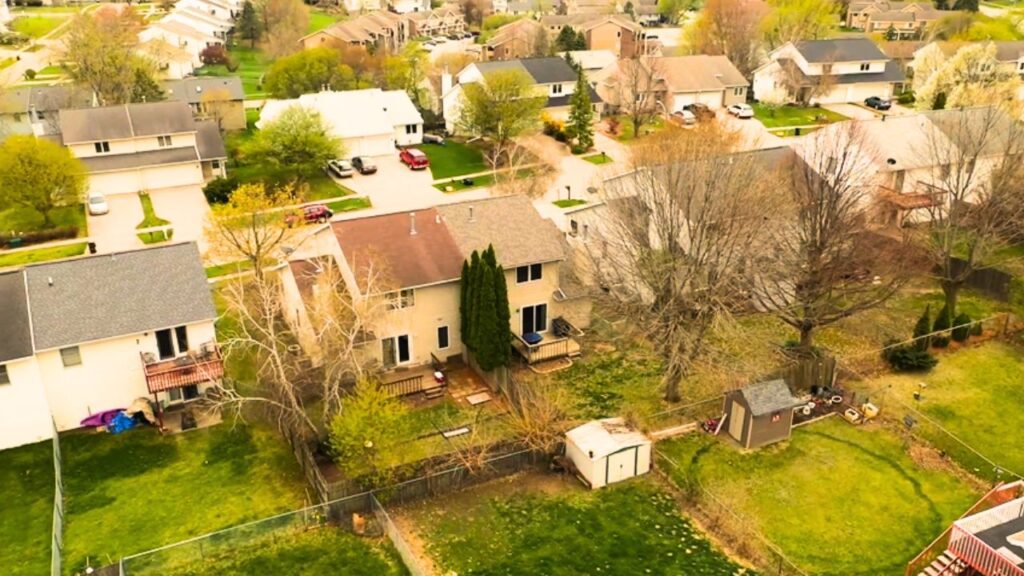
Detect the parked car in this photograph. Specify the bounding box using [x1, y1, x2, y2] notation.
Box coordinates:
[87, 193, 109, 216]
[400, 148, 430, 170]
[670, 110, 697, 126]
[351, 156, 377, 175]
[327, 159, 354, 178]
[423, 133, 446, 145]
[285, 204, 334, 227]
[683, 103, 715, 122]
[865, 96, 892, 110]
[431, 36, 447, 43]
[727, 103, 754, 119]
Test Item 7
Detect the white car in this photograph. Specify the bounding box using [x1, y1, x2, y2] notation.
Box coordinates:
[87, 193, 109, 216]
[670, 110, 697, 126]
[728, 103, 754, 119]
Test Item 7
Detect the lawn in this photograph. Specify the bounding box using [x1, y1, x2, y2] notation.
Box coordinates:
[0, 57, 16, 71]
[582, 152, 613, 165]
[10, 15, 66, 38]
[136, 193, 170, 229]
[140, 528, 407, 576]
[325, 196, 371, 213]
[206, 259, 256, 279]
[37, 65, 64, 76]
[769, 126, 822, 137]
[137, 229, 174, 244]
[659, 418, 980, 576]
[752, 103, 848, 128]
[609, 114, 666, 141]
[433, 173, 495, 192]
[857, 342, 1024, 481]
[0, 440, 54, 576]
[197, 45, 272, 99]
[0, 242, 88, 268]
[401, 475, 751, 575]
[420, 141, 487, 180]
[307, 9, 344, 34]
[61, 424, 306, 574]
[0, 204, 86, 236]
[553, 199, 587, 208]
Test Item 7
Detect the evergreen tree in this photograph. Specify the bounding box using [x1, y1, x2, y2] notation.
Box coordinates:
[555, 25, 580, 52]
[130, 67, 165, 103]
[575, 30, 587, 50]
[494, 264, 511, 365]
[475, 259, 501, 370]
[467, 250, 482, 349]
[459, 260, 471, 348]
[239, 0, 261, 48]
[933, 302, 952, 348]
[913, 305, 931, 351]
[567, 69, 594, 151]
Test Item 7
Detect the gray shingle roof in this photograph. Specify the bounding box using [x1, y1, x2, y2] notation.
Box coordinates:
[0, 271, 34, 363]
[741, 379, 802, 416]
[794, 38, 889, 63]
[195, 120, 227, 160]
[437, 195, 567, 269]
[163, 77, 245, 104]
[60, 101, 197, 145]
[24, 243, 216, 351]
[547, 84, 603, 107]
[476, 57, 579, 85]
[780, 58, 904, 85]
[79, 147, 199, 173]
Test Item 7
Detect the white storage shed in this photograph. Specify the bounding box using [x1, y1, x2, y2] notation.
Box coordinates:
[565, 418, 652, 489]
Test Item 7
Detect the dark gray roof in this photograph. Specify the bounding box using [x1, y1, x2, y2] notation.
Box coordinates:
[0, 271, 34, 363]
[547, 85, 603, 107]
[60, 101, 196, 145]
[24, 243, 216, 351]
[0, 85, 93, 115]
[195, 120, 227, 160]
[740, 379, 802, 417]
[520, 57, 579, 84]
[163, 77, 244, 104]
[79, 147, 199, 173]
[436, 195, 567, 268]
[781, 58, 904, 85]
[794, 38, 889, 63]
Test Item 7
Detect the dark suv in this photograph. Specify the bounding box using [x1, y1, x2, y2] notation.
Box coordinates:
[683, 103, 715, 122]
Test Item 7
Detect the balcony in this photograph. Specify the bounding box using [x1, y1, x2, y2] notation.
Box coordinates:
[947, 494, 1024, 576]
[142, 343, 225, 394]
[511, 318, 583, 365]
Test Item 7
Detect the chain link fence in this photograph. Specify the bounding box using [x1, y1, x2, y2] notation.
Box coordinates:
[51, 420, 64, 576]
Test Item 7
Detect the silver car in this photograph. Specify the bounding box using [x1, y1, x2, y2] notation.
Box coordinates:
[87, 193, 109, 216]
[327, 159, 355, 178]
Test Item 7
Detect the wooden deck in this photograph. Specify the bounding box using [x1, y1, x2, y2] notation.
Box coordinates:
[511, 334, 581, 364]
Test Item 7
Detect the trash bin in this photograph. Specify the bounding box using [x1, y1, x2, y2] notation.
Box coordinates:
[794, 127, 802, 136]
[7, 237, 23, 249]
[88, 242, 97, 254]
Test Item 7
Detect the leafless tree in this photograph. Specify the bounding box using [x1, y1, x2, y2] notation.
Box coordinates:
[610, 57, 663, 140]
[689, 0, 768, 79]
[912, 106, 1024, 315]
[773, 58, 835, 106]
[751, 123, 919, 353]
[504, 375, 571, 454]
[199, 87, 236, 131]
[588, 125, 783, 401]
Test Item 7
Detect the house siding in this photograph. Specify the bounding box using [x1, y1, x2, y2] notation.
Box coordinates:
[0, 356, 54, 450]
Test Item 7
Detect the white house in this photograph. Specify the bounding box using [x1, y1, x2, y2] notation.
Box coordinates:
[139, 18, 223, 67]
[177, 0, 238, 22]
[565, 418, 652, 489]
[0, 243, 223, 451]
[165, 7, 233, 40]
[138, 38, 197, 80]
[59, 101, 227, 196]
[753, 38, 904, 104]
[257, 89, 423, 158]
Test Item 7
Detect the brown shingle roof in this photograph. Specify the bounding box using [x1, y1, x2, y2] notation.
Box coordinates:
[436, 195, 566, 269]
[652, 55, 748, 92]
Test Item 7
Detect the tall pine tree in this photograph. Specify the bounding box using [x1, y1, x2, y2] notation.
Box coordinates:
[459, 260, 471, 348]
[239, 0, 261, 49]
[459, 246, 511, 370]
[567, 69, 594, 152]
[493, 264, 511, 366]
[475, 258, 501, 370]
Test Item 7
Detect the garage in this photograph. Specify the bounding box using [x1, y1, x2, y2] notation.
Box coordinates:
[343, 133, 397, 158]
[565, 417, 652, 489]
[87, 163, 204, 196]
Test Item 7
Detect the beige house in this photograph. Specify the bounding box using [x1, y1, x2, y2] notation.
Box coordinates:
[59, 101, 227, 196]
[596, 54, 748, 112]
[486, 18, 547, 61]
[163, 76, 247, 131]
[0, 243, 223, 451]
[540, 14, 651, 59]
[281, 196, 591, 383]
[298, 11, 411, 51]
[405, 6, 466, 37]
[846, 0, 949, 38]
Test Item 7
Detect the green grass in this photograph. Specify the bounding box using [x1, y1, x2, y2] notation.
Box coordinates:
[0, 58, 15, 71]
[433, 173, 495, 192]
[0, 440, 54, 576]
[610, 115, 666, 141]
[307, 9, 344, 34]
[61, 424, 306, 574]
[325, 197, 371, 213]
[582, 152, 613, 165]
[36, 65, 64, 76]
[769, 126, 822, 137]
[858, 342, 1024, 480]
[147, 528, 407, 576]
[206, 259, 256, 279]
[136, 193, 170, 229]
[11, 5, 83, 13]
[660, 418, 980, 576]
[10, 15, 65, 38]
[553, 199, 587, 208]
[196, 45, 271, 99]
[420, 141, 487, 180]
[0, 204, 86, 236]
[752, 104, 848, 128]
[137, 229, 174, 244]
[406, 477, 750, 575]
[0, 242, 87, 268]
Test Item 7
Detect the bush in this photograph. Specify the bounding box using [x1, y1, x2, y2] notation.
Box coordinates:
[912, 305, 931, 351]
[570, 144, 588, 155]
[897, 91, 916, 105]
[203, 176, 240, 204]
[951, 312, 972, 343]
[0, 226, 79, 249]
[225, 55, 240, 72]
[970, 321, 984, 336]
[883, 342, 939, 372]
[23, 69, 36, 81]
[932, 303, 952, 348]
[0, 32, 28, 46]
[200, 45, 229, 65]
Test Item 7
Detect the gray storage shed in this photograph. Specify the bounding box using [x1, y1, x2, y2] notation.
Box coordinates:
[723, 379, 803, 449]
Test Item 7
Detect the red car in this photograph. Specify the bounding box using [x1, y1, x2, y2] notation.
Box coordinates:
[399, 148, 430, 170]
[285, 204, 334, 227]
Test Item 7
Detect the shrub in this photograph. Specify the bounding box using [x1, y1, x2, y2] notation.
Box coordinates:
[0, 226, 79, 248]
[970, 321, 984, 336]
[570, 144, 587, 155]
[883, 341, 938, 372]
[932, 303, 952, 348]
[225, 55, 240, 72]
[607, 117, 620, 136]
[200, 45, 229, 65]
[23, 68, 36, 81]
[203, 176, 239, 204]
[951, 312, 972, 343]
[897, 91, 916, 105]
[912, 305, 931, 351]
[0, 32, 28, 46]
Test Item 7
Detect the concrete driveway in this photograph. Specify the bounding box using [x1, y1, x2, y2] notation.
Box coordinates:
[148, 186, 212, 254]
[823, 103, 881, 121]
[86, 193, 145, 254]
[342, 153, 489, 215]
[720, 113, 785, 150]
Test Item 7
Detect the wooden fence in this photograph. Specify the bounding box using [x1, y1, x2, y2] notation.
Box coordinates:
[951, 258, 1017, 302]
[772, 355, 837, 391]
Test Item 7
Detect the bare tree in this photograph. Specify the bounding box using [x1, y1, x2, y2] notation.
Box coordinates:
[773, 57, 835, 106]
[610, 58, 663, 140]
[913, 106, 1024, 316]
[689, 0, 768, 79]
[199, 87, 237, 131]
[751, 123, 919, 353]
[589, 125, 782, 401]
[204, 182, 296, 281]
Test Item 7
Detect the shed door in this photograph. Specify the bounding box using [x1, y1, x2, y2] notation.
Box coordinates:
[728, 401, 745, 443]
[606, 447, 637, 485]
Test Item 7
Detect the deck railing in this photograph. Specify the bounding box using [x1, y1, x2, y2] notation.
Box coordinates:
[381, 373, 426, 397]
[511, 332, 572, 364]
[949, 525, 1024, 576]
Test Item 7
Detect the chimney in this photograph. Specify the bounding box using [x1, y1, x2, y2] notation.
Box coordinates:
[468, 206, 475, 222]
[410, 212, 417, 235]
[441, 67, 453, 97]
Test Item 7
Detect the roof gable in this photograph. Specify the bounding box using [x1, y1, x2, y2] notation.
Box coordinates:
[0, 271, 34, 363]
[740, 380, 801, 416]
[794, 38, 889, 63]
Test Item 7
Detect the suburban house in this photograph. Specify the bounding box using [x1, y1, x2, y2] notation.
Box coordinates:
[257, 88, 423, 158]
[910, 41, 1024, 99]
[178, 0, 238, 20]
[405, 6, 466, 37]
[595, 54, 748, 112]
[752, 38, 904, 104]
[491, 0, 537, 14]
[0, 84, 93, 137]
[443, 57, 603, 134]
[139, 18, 224, 68]
[298, 11, 409, 52]
[138, 38, 197, 80]
[0, 243, 223, 451]
[540, 14, 652, 58]
[164, 6, 232, 41]
[163, 76, 247, 131]
[845, 0, 949, 38]
[485, 18, 547, 61]
[280, 195, 591, 387]
[559, 49, 618, 77]
[59, 101, 227, 196]
[562, 0, 615, 15]
[878, 39, 924, 79]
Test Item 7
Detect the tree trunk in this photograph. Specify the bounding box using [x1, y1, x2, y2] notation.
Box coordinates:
[941, 280, 960, 318]
[799, 323, 815, 352]
[663, 360, 684, 403]
[632, 116, 642, 140]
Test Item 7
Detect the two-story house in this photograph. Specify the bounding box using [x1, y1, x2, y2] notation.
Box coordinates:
[139, 17, 224, 68]
[846, 0, 949, 38]
[0, 242, 223, 451]
[595, 54, 748, 112]
[177, 0, 239, 21]
[281, 195, 591, 383]
[539, 14, 651, 59]
[163, 76, 247, 131]
[164, 6, 233, 41]
[442, 57, 604, 134]
[58, 101, 227, 196]
[405, 6, 466, 37]
[298, 11, 409, 52]
[753, 38, 904, 104]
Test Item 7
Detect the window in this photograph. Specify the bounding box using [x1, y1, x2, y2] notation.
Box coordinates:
[156, 329, 175, 360]
[405, 124, 418, 134]
[387, 288, 415, 309]
[437, 326, 450, 350]
[157, 135, 173, 147]
[94, 141, 110, 153]
[859, 63, 870, 71]
[175, 326, 189, 353]
[0, 364, 9, 386]
[521, 303, 548, 335]
[516, 263, 542, 283]
[212, 159, 221, 169]
[734, 87, 744, 96]
[382, 335, 411, 368]
[35, 110, 45, 120]
[552, 84, 563, 95]
[570, 219, 579, 236]
[60, 346, 82, 367]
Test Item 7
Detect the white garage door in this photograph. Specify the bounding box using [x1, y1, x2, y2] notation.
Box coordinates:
[606, 447, 637, 485]
[698, 91, 723, 108]
[344, 135, 396, 158]
[672, 91, 696, 112]
[88, 164, 204, 196]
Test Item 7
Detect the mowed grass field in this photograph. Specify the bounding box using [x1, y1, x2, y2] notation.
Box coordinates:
[0, 440, 54, 576]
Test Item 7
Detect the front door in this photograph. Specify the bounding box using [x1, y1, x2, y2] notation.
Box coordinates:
[521, 304, 548, 336]
[728, 401, 746, 444]
[606, 447, 637, 485]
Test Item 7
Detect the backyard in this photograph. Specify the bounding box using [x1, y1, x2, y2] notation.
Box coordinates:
[197, 45, 272, 99]
[396, 474, 753, 575]
[307, 9, 344, 34]
[659, 418, 981, 576]
[60, 423, 307, 574]
[752, 103, 848, 128]
[0, 439, 54, 576]
[0, 242, 88, 269]
[419, 140, 487, 180]
[10, 15, 66, 38]
[0, 204, 86, 236]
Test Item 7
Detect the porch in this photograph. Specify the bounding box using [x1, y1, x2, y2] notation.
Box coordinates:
[142, 342, 225, 395]
[947, 494, 1024, 576]
[511, 317, 583, 365]
[380, 353, 447, 398]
